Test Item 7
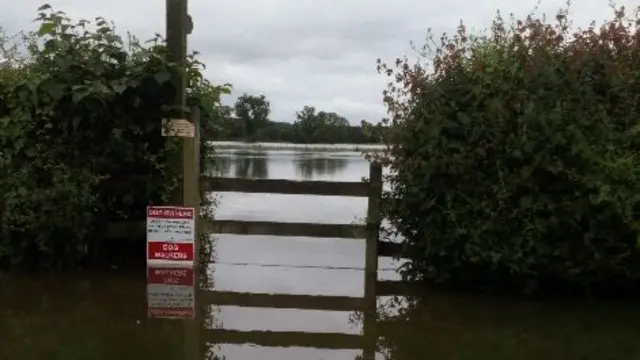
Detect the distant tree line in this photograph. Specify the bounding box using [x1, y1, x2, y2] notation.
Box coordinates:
[208, 93, 385, 143]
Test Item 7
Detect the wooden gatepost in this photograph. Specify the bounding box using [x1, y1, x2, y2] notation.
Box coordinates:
[363, 161, 382, 360]
[164, 0, 201, 358]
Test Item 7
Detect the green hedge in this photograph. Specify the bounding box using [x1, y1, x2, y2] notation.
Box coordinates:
[0, 5, 230, 269]
[376, 5, 640, 293]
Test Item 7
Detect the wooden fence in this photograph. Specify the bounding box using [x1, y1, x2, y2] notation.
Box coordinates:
[106, 164, 411, 296]
[197, 162, 410, 356]
[105, 108, 415, 357]
[107, 163, 414, 357]
[201, 162, 407, 295]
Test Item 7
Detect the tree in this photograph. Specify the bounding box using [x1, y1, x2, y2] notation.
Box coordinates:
[374, 4, 640, 294]
[233, 93, 270, 141]
[292, 106, 320, 143]
[292, 105, 350, 143]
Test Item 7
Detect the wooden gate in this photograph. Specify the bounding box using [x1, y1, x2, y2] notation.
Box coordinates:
[105, 112, 413, 358]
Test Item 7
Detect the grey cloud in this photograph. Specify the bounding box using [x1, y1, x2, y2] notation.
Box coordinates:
[3, 0, 637, 124]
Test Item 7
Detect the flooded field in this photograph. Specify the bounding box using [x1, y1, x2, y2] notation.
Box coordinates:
[1, 148, 640, 360]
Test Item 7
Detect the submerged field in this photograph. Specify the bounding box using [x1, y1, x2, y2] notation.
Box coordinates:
[208, 141, 385, 152]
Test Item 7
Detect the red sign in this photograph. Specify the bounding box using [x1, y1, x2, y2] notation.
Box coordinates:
[147, 242, 195, 262]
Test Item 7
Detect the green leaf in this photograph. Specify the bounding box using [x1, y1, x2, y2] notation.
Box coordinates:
[37, 22, 56, 36]
[519, 196, 533, 209]
[37, 4, 52, 11]
[71, 85, 91, 104]
[154, 71, 172, 85]
[113, 84, 127, 94]
[44, 83, 66, 101]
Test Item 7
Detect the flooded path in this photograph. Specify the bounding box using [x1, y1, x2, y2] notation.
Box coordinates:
[2, 148, 640, 360]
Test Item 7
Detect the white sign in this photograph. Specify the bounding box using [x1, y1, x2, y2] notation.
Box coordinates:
[161, 118, 195, 138]
[146, 206, 196, 265]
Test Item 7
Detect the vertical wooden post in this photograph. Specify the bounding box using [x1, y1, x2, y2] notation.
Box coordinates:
[183, 106, 200, 259]
[365, 162, 382, 291]
[181, 107, 200, 360]
[362, 161, 382, 360]
[166, 0, 188, 110]
[166, 1, 201, 359]
[166, 0, 188, 206]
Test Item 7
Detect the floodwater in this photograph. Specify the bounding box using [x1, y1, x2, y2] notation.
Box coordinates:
[2, 148, 640, 360]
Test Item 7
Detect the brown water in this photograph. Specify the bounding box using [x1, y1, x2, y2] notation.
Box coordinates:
[2, 149, 640, 360]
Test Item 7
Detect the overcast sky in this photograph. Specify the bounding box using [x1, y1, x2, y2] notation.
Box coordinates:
[1, 0, 635, 124]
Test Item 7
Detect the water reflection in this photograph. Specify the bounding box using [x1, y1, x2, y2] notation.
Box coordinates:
[202, 290, 371, 350]
[212, 155, 232, 177]
[294, 152, 348, 179]
[349, 293, 640, 360]
[5, 148, 640, 360]
[145, 265, 216, 360]
[142, 261, 381, 360]
[146, 266, 196, 319]
[0, 272, 186, 360]
[234, 151, 268, 179]
[214, 150, 269, 179]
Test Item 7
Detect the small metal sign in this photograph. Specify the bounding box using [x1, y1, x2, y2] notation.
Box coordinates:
[146, 206, 196, 265]
[161, 118, 195, 138]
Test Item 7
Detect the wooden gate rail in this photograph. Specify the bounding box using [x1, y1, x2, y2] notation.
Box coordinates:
[205, 329, 364, 349]
[203, 219, 366, 238]
[105, 220, 403, 256]
[199, 291, 363, 312]
[378, 240, 404, 258]
[202, 177, 369, 197]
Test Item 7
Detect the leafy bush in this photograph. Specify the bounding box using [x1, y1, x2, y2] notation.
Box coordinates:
[376, 5, 640, 293]
[0, 5, 230, 269]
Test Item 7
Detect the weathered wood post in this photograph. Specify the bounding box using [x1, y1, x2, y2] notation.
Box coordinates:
[362, 161, 382, 360]
[186, 106, 203, 360]
[166, 0, 189, 207]
[165, 0, 199, 263]
[183, 106, 200, 257]
[166, 1, 201, 359]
